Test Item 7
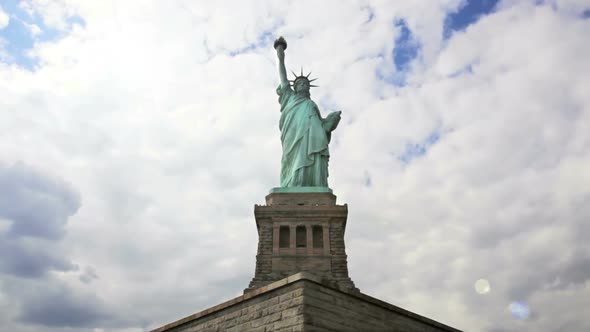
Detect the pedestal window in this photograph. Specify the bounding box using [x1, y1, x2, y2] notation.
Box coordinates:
[279, 226, 290, 248]
[296, 226, 307, 248]
[312, 225, 324, 248]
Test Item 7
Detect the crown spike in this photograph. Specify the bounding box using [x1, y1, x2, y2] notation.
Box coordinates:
[300, 67, 304, 76]
[309, 78, 318, 82]
[310, 84, 319, 87]
[290, 69, 298, 78]
[306, 71, 312, 78]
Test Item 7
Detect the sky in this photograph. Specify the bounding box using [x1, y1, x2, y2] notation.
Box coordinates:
[0, 0, 589, 331]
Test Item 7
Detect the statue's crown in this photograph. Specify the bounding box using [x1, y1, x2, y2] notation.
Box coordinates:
[290, 68, 318, 88]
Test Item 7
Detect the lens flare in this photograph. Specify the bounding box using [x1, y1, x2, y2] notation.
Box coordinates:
[509, 301, 530, 320]
[474, 279, 491, 294]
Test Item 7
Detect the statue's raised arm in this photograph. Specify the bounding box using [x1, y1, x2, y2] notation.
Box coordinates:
[274, 37, 289, 89]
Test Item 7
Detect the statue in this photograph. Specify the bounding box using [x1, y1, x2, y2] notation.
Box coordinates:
[273, 36, 341, 189]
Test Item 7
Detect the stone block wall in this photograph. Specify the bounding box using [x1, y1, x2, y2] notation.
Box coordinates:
[152, 273, 461, 332]
[251, 220, 273, 286]
[156, 280, 306, 332]
[302, 280, 458, 332]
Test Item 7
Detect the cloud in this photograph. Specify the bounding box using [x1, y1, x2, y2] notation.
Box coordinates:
[18, 0, 81, 32]
[0, 164, 142, 330]
[0, 6, 9, 30]
[16, 281, 111, 328]
[0, 1, 589, 332]
[78, 266, 99, 284]
[0, 162, 80, 279]
[0, 239, 77, 278]
[23, 22, 42, 36]
[0, 161, 80, 240]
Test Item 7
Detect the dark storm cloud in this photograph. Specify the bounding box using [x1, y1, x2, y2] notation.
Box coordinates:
[79, 266, 99, 284]
[507, 251, 590, 300]
[470, 200, 555, 250]
[571, 193, 590, 241]
[0, 162, 80, 278]
[0, 162, 147, 329]
[0, 239, 77, 278]
[16, 282, 111, 327]
[1, 271, 140, 330]
[560, 252, 590, 286]
[0, 161, 80, 240]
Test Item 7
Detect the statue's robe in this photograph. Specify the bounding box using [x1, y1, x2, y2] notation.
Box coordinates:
[277, 84, 329, 187]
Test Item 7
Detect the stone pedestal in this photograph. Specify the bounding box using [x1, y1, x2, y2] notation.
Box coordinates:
[245, 192, 357, 293]
[152, 273, 462, 332]
[152, 192, 463, 332]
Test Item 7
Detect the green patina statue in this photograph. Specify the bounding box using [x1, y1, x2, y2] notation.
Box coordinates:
[273, 37, 341, 191]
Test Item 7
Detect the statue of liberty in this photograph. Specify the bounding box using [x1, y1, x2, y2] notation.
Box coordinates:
[273, 37, 341, 190]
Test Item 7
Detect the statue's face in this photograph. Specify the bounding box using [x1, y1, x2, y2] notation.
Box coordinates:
[294, 79, 310, 95]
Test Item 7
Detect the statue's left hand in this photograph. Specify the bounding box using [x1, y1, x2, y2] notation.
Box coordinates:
[323, 111, 342, 132]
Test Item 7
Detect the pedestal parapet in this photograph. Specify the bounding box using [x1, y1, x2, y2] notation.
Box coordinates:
[245, 191, 357, 293]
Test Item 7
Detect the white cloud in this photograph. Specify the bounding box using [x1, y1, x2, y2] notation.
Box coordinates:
[0, 5, 10, 30]
[0, 217, 11, 234]
[24, 22, 42, 36]
[0, 1, 589, 332]
[20, 0, 79, 31]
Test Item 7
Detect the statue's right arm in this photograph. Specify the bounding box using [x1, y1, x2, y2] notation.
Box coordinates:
[277, 47, 289, 89]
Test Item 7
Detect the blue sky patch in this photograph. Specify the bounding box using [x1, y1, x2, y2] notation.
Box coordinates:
[444, 0, 499, 38]
[0, 1, 85, 70]
[398, 129, 441, 164]
[392, 19, 419, 73]
[364, 5, 375, 24]
[229, 29, 277, 56]
[448, 62, 476, 78]
[375, 19, 420, 87]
